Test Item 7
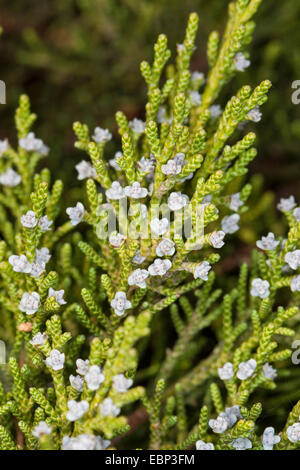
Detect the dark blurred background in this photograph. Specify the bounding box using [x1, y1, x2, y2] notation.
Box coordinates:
[0, 2, 299, 432]
[0, 0, 299, 196]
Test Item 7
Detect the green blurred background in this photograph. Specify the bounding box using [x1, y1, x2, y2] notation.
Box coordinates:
[0, 1, 299, 432]
[0, 0, 299, 196]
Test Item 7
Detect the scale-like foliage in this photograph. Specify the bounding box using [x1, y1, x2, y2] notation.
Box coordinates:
[0, 0, 299, 450]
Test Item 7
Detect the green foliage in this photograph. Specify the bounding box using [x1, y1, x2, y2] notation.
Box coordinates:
[0, 0, 299, 198]
[0, 0, 299, 451]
